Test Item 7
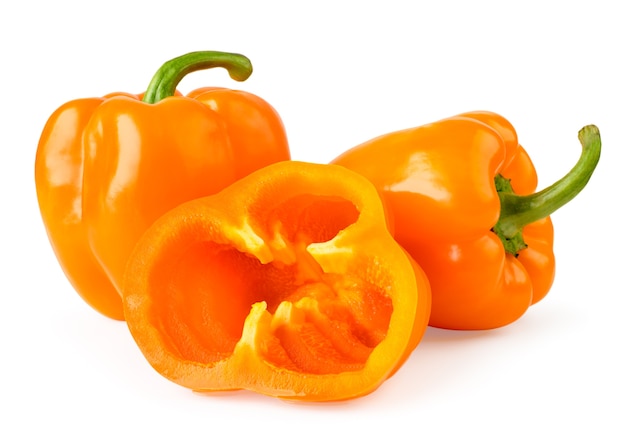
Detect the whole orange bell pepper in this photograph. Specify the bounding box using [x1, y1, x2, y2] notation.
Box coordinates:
[332, 111, 601, 330]
[122, 161, 431, 401]
[35, 51, 290, 320]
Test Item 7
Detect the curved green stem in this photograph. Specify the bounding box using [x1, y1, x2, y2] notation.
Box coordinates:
[142, 51, 253, 104]
[493, 125, 601, 255]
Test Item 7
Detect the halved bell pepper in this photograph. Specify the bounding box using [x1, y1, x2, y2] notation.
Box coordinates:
[332, 112, 601, 330]
[122, 161, 431, 401]
[35, 51, 290, 320]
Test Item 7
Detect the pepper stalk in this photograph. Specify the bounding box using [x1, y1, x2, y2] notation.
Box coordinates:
[493, 125, 601, 256]
[142, 51, 253, 104]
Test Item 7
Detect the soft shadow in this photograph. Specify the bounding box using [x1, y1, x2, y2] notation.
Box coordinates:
[420, 325, 508, 344]
[193, 388, 358, 409]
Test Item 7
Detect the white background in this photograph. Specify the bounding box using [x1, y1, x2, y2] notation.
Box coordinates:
[2, 1, 624, 426]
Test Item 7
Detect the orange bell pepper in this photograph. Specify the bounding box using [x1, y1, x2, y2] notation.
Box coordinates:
[122, 161, 431, 401]
[332, 111, 601, 330]
[35, 51, 290, 320]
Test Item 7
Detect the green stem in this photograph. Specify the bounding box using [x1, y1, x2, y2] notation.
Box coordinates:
[493, 125, 601, 255]
[142, 51, 253, 104]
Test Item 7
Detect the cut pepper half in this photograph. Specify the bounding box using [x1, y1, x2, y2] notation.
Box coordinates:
[123, 161, 431, 401]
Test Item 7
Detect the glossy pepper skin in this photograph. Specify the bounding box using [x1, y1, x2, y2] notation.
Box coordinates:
[35, 51, 290, 320]
[122, 161, 431, 401]
[332, 112, 601, 330]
